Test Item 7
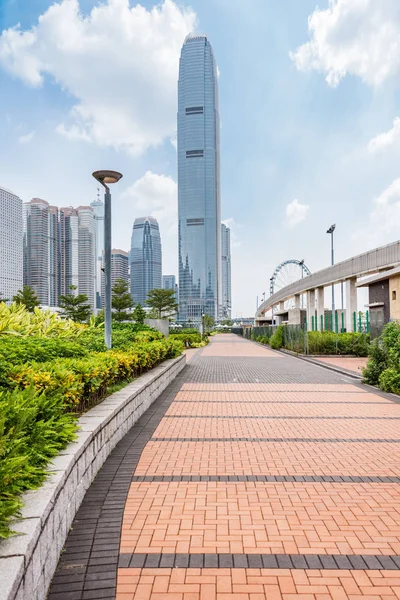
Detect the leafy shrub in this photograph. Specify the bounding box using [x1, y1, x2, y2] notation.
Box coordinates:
[307, 331, 369, 356]
[170, 332, 206, 347]
[270, 326, 284, 349]
[363, 322, 400, 391]
[0, 337, 88, 365]
[8, 338, 183, 411]
[379, 368, 400, 395]
[256, 335, 269, 345]
[0, 302, 84, 337]
[0, 387, 76, 538]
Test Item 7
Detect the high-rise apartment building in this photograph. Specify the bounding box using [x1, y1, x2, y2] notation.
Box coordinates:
[177, 34, 221, 322]
[90, 192, 105, 310]
[130, 217, 162, 306]
[23, 198, 59, 306]
[101, 249, 129, 303]
[59, 207, 79, 296]
[221, 223, 232, 318]
[59, 206, 96, 310]
[0, 186, 23, 301]
[77, 206, 96, 310]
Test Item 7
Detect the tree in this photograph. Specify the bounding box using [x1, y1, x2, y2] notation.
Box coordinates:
[112, 279, 133, 321]
[203, 314, 215, 332]
[132, 303, 147, 324]
[221, 318, 233, 327]
[146, 288, 178, 318]
[59, 285, 91, 323]
[13, 286, 40, 312]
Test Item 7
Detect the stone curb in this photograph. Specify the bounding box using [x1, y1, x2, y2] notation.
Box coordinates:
[279, 349, 363, 380]
[0, 354, 186, 600]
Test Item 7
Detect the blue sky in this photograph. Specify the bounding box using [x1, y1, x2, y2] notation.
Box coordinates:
[1, 0, 400, 316]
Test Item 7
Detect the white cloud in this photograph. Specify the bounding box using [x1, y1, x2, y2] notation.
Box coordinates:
[18, 130, 35, 144]
[353, 177, 400, 248]
[291, 0, 400, 87]
[285, 199, 309, 228]
[0, 0, 196, 155]
[123, 170, 177, 232]
[368, 117, 400, 153]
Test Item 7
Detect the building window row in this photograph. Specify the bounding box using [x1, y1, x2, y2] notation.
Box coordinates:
[186, 150, 204, 158]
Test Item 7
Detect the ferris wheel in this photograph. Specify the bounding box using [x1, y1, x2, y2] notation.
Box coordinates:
[270, 259, 311, 308]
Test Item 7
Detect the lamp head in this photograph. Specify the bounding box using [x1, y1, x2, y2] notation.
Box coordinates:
[326, 223, 336, 234]
[92, 170, 123, 189]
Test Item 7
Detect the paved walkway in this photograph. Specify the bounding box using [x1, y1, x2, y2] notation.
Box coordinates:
[49, 334, 400, 600]
[312, 357, 368, 376]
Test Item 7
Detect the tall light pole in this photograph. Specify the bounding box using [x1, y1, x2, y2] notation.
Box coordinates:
[92, 170, 123, 349]
[326, 224, 336, 327]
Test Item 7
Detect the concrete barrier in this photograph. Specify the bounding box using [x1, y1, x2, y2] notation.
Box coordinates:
[0, 354, 186, 600]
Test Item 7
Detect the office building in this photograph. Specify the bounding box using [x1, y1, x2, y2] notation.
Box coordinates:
[221, 223, 232, 318]
[177, 34, 221, 322]
[90, 192, 105, 310]
[101, 249, 129, 303]
[0, 186, 23, 301]
[23, 198, 59, 306]
[59, 206, 96, 310]
[130, 216, 162, 306]
[163, 274, 179, 303]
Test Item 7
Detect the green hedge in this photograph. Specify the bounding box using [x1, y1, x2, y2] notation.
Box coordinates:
[169, 332, 206, 347]
[0, 387, 76, 538]
[7, 338, 183, 411]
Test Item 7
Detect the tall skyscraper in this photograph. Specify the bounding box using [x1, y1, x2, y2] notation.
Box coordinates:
[59, 206, 96, 310]
[90, 191, 105, 310]
[101, 249, 129, 303]
[177, 34, 221, 322]
[23, 198, 59, 306]
[130, 216, 162, 306]
[221, 223, 232, 319]
[0, 185, 23, 301]
[163, 274, 178, 302]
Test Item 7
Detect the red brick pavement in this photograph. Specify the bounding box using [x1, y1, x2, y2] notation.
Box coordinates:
[116, 335, 400, 599]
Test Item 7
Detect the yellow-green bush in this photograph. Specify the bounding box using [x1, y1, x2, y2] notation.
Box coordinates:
[8, 338, 183, 411]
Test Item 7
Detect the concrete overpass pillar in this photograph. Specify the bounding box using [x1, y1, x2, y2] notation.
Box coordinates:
[294, 294, 301, 309]
[316, 287, 324, 330]
[306, 289, 315, 331]
[345, 278, 357, 332]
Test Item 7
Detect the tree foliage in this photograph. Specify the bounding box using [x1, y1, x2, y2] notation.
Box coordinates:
[59, 285, 91, 323]
[146, 289, 178, 318]
[203, 314, 214, 332]
[12, 286, 40, 312]
[132, 303, 147, 324]
[112, 279, 133, 321]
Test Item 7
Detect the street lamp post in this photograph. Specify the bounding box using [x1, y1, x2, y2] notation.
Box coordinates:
[92, 170, 123, 349]
[326, 224, 336, 329]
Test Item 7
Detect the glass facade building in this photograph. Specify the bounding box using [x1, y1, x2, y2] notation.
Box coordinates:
[221, 223, 232, 318]
[177, 34, 221, 322]
[130, 217, 162, 306]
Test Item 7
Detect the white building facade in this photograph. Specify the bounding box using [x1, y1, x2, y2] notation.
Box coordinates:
[0, 186, 23, 301]
[221, 223, 231, 318]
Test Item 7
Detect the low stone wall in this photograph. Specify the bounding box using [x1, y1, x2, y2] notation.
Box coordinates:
[144, 318, 169, 337]
[0, 355, 186, 600]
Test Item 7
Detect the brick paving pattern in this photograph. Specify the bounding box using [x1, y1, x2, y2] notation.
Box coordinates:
[48, 334, 400, 600]
[314, 357, 368, 375]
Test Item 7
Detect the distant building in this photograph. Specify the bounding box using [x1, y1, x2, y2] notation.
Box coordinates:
[90, 192, 105, 310]
[177, 34, 221, 322]
[59, 206, 96, 310]
[101, 249, 129, 304]
[221, 224, 232, 318]
[23, 198, 59, 306]
[0, 185, 23, 301]
[130, 217, 162, 306]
